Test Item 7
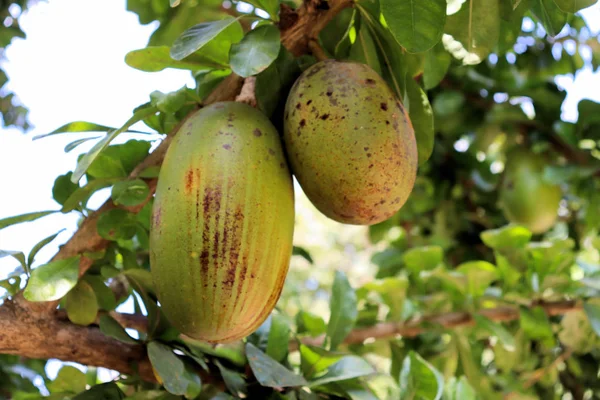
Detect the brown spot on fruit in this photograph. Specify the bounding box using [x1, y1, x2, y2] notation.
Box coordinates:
[320, 114, 330, 120]
[380, 103, 388, 111]
[185, 169, 195, 194]
[223, 144, 231, 150]
[253, 128, 262, 137]
[268, 149, 275, 156]
[300, 119, 306, 127]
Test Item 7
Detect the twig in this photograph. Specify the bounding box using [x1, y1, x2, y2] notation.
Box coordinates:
[235, 76, 257, 107]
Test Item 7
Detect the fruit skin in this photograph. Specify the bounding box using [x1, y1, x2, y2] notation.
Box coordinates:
[500, 148, 561, 234]
[150, 102, 294, 343]
[283, 60, 418, 225]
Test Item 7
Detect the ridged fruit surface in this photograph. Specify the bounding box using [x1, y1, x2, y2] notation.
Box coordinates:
[500, 148, 561, 234]
[150, 102, 294, 343]
[283, 60, 418, 225]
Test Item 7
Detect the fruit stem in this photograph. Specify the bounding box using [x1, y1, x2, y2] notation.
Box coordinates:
[308, 38, 330, 61]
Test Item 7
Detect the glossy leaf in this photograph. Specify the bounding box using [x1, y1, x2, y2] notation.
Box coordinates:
[381, 0, 446, 53]
[0, 210, 58, 231]
[230, 24, 281, 77]
[97, 209, 138, 241]
[406, 78, 434, 165]
[23, 256, 81, 302]
[73, 382, 126, 400]
[531, 0, 570, 37]
[349, 23, 382, 76]
[33, 121, 145, 141]
[423, 42, 451, 90]
[480, 225, 532, 249]
[474, 314, 515, 350]
[66, 281, 99, 326]
[255, 46, 300, 117]
[246, 343, 308, 388]
[267, 314, 291, 363]
[62, 178, 120, 212]
[326, 271, 358, 351]
[170, 17, 243, 61]
[99, 314, 139, 344]
[584, 302, 600, 337]
[47, 366, 86, 394]
[52, 172, 79, 206]
[292, 246, 314, 264]
[147, 342, 201, 398]
[215, 360, 247, 397]
[399, 351, 444, 400]
[309, 355, 375, 387]
[444, 0, 500, 65]
[126, 46, 225, 72]
[111, 179, 150, 207]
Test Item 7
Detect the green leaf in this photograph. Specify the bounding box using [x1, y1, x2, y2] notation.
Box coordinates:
[0, 250, 26, 273]
[53, 172, 79, 206]
[195, 69, 232, 101]
[399, 351, 444, 400]
[243, 0, 280, 20]
[111, 179, 150, 207]
[71, 105, 158, 183]
[531, 0, 570, 37]
[33, 121, 146, 141]
[381, 0, 446, 53]
[255, 46, 300, 117]
[444, 0, 500, 65]
[64, 136, 102, 153]
[326, 271, 358, 351]
[47, 366, 86, 394]
[553, 0, 596, 12]
[405, 78, 434, 165]
[403, 245, 443, 272]
[125, 46, 226, 71]
[300, 344, 344, 379]
[348, 23, 382, 76]
[62, 178, 120, 212]
[423, 42, 451, 90]
[84, 275, 117, 310]
[23, 256, 81, 302]
[170, 17, 244, 62]
[267, 314, 291, 363]
[309, 356, 375, 387]
[474, 314, 515, 350]
[73, 382, 126, 400]
[296, 311, 327, 336]
[27, 230, 64, 268]
[0, 210, 58, 231]
[292, 246, 314, 264]
[230, 24, 281, 78]
[246, 342, 308, 388]
[66, 281, 99, 326]
[456, 261, 498, 297]
[215, 360, 247, 397]
[583, 302, 600, 337]
[520, 307, 554, 340]
[97, 209, 138, 241]
[481, 225, 532, 249]
[147, 341, 202, 398]
[362, 277, 408, 321]
[99, 314, 139, 344]
[444, 376, 476, 400]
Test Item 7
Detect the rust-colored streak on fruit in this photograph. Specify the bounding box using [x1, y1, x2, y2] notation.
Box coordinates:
[150, 102, 294, 343]
[283, 60, 418, 225]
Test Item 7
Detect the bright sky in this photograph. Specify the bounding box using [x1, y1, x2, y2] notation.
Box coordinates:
[0, 0, 600, 386]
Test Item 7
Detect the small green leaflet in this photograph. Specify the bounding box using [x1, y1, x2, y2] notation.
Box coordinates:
[405, 79, 434, 165]
[71, 105, 158, 183]
[444, 0, 500, 65]
[170, 17, 243, 61]
[230, 24, 281, 78]
[0, 210, 58, 231]
[99, 314, 139, 344]
[66, 281, 99, 326]
[126, 46, 225, 72]
[23, 256, 81, 302]
[308, 355, 375, 387]
[64, 137, 101, 153]
[27, 229, 65, 268]
[111, 179, 150, 207]
[399, 351, 444, 400]
[246, 343, 308, 387]
[292, 246, 314, 264]
[381, 0, 446, 53]
[473, 314, 515, 350]
[326, 271, 358, 351]
[348, 22, 382, 76]
[552, 0, 596, 13]
[33, 121, 148, 141]
[170, 0, 181, 7]
[147, 341, 201, 398]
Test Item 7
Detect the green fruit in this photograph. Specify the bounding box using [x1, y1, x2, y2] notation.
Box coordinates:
[283, 60, 418, 225]
[500, 148, 561, 234]
[150, 102, 295, 343]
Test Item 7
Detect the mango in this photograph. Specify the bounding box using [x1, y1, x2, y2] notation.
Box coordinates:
[150, 102, 294, 343]
[283, 60, 418, 225]
[500, 148, 561, 234]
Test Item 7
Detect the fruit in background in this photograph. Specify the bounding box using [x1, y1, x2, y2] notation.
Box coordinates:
[500, 148, 561, 234]
[150, 102, 295, 343]
[283, 60, 418, 225]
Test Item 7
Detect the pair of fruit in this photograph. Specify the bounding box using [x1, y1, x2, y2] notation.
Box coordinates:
[149, 61, 418, 342]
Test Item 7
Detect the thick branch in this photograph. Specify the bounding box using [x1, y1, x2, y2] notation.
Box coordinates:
[33, 0, 353, 314]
